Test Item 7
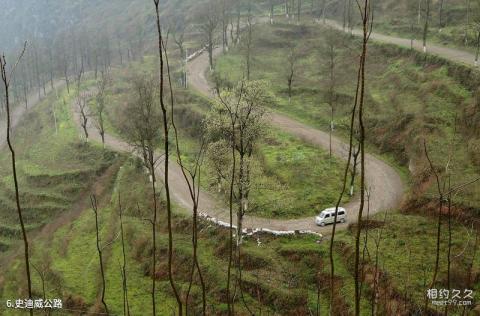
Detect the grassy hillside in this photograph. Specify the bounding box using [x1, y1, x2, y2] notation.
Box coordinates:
[2, 155, 478, 314]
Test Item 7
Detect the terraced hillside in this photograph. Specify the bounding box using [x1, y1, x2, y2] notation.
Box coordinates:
[0, 87, 117, 252]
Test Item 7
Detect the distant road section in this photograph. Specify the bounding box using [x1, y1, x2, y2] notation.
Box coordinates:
[324, 19, 478, 67]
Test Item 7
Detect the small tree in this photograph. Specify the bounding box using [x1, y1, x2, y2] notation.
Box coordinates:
[120, 74, 162, 315]
[172, 16, 188, 88]
[286, 44, 298, 103]
[90, 195, 109, 314]
[422, 0, 431, 53]
[93, 70, 110, 148]
[322, 31, 340, 158]
[243, 3, 254, 80]
[205, 80, 270, 246]
[76, 92, 90, 143]
[197, 0, 220, 70]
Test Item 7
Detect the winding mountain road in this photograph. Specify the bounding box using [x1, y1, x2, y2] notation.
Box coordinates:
[186, 45, 405, 234]
[15, 20, 476, 235]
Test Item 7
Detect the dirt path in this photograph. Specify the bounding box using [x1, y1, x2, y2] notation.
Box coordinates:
[324, 19, 477, 66]
[186, 44, 405, 234]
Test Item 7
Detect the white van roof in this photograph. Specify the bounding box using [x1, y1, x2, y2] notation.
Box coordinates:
[321, 207, 346, 214]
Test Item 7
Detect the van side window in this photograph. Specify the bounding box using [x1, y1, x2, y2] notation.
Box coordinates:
[325, 214, 330, 218]
[338, 211, 344, 215]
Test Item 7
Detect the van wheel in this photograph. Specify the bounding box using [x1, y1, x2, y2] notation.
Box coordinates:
[340, 218, 346, 223]
[320, 222, 325, 227]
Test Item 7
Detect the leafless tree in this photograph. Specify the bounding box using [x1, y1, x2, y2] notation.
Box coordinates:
[172, 17, 188, 88]
[297, 0, 302, 23]
[221, 0, 231, 52]
[352, 2, 373, 314]
[0, 44, 33, 316]
[120, 74, 162, 315]
[270, 0, 276, 24]
[422, 0, 431, 53]
[423, 137, 480, 313]
[55, 33, 70, 93]
[350, 140, 361, 196]
[323, 31, 339, 158]
[438, 0, 446, 28]
[76, 92, 90, 143]
[94, 70, 110, 148]
[465, 0, 471, 46]
[286, 44, 298, 103]
[90, 195, 109, 315]
[163, 33, 207, 314]
[153, 1, 183, 314]
[243, 3, 254, 81]
[198, 0, 220, 71]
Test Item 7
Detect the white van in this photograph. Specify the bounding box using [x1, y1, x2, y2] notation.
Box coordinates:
[315, 207, 347, 226]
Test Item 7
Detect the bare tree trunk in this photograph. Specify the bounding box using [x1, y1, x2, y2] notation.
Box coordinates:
[297, 0, 302, 23]
[153, 1, 183, 314]
[423, 0, 431, 53]
[439, 0, 445, 28]
[423, 140, 443, 313]
[90, 195, 109, 315]
[475, 30, 480, 66]
[350, 142, 361, 196]
[465, 0, 471, 46]
[354, 2, 372, 315]
[164, 34, 207, 314]
[329, 52, 362, 316]
[0, 45, 33, 316]
[245, 9, 253, 81]
[445, 178, 452, 316]
[418, 0, 422, 25]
